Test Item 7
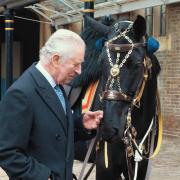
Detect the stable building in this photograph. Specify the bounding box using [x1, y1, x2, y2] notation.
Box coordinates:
[0, 0, 180, 136]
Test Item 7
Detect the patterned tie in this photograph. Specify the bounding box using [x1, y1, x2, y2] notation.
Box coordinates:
[54, 85, 66, 114]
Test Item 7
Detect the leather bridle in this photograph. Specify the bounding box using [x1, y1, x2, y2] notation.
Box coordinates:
[102, 42, 149, 108]
[106, 42, 146, 53]
[101, 37, 151, 180]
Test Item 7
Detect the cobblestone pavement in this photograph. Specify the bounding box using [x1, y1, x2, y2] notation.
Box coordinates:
[73, 135, 180, 180]
[0, 135, 179, 180]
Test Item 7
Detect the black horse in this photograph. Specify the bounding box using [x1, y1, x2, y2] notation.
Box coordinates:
[69, 15, 161, 180]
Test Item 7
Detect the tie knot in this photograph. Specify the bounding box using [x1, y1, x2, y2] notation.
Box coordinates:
[54, 85, 66, 113]
[54, 85, 60, 91]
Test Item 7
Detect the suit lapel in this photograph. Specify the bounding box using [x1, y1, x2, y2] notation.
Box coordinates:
[64, 96, 74, 160]
[28, 64, 68, 135]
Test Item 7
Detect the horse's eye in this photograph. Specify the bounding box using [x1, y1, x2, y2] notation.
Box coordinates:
[134, 62, 144, 68]
[125, 60, 132, 68]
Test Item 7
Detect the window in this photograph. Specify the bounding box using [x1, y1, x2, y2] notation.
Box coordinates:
[160, 5, 166, 36]
[145, 7, 153, 35]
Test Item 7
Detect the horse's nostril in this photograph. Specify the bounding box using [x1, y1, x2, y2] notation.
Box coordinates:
[113, 128, 119, 136]
[102, 128, 119, 142]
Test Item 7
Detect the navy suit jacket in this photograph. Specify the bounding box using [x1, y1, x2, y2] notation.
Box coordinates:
[0, 64, 92, 180]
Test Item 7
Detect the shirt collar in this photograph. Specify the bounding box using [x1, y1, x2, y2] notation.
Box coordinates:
[36, 61, 56, 88]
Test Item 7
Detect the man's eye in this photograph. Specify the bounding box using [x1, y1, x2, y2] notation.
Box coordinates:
[74, 64, 79, 67]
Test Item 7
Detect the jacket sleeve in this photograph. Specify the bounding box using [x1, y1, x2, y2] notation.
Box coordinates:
[73, 114, 96, 142]
[0, 89, 51, 180]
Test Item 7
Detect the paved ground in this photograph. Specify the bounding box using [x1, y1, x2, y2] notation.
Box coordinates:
[0, 135, 180, 180]
[149, 135, 180, 180]
[73, 135, 180, 180]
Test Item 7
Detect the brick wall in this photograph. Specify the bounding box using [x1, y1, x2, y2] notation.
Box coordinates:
[157, 3, 180, 135]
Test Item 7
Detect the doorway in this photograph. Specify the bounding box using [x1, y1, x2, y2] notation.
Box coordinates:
[0, 9, 40, 98]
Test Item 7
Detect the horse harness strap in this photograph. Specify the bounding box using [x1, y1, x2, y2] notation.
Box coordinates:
[102, 90, 132, 102]
[78, 81, 99, 180]
[106, 42, 146, 52]
[125, 143, 134, 180]
[101, 57, 149, 105]
[132, 57, 149, 107]
[103, 28, 150, 105]
[149, 90, 163, 159]
[122, 90, 163, 180]
[78, 135, 98, 180]
[126, 92, 163, 160]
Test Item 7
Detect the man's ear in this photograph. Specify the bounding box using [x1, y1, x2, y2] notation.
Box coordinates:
[52, 54, 61, 66]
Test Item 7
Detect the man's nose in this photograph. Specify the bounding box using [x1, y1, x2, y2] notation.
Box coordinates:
[75, 65, 81, 75]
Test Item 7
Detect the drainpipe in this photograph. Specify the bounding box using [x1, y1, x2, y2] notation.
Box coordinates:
[81, 0, 95, 30]
[4, 9, 14, 89]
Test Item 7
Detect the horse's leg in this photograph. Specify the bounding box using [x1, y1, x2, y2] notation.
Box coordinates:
[96, 163, 129, 180]
[121, 163, 129, 180]
[96, 160, 121, 180]
[136, 160, 148, 180]
[136, 129, 157, 180]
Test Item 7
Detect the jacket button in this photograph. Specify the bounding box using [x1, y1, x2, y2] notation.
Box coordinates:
[55, 134, 61, 141]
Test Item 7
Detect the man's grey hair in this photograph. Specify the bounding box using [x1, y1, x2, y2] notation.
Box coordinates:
[39, 29, 85, 64]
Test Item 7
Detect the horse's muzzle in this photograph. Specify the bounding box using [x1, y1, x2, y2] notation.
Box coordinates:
[101, 127, 125, 143]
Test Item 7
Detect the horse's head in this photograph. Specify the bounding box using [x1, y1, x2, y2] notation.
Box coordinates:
[98, 15, 153, 142]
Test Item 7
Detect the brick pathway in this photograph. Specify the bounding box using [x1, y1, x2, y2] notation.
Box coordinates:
[0, 135, 180, 180]
[73, 135, 180, 180]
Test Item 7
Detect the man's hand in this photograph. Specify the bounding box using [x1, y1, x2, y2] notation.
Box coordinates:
[83, 110, 103, 130]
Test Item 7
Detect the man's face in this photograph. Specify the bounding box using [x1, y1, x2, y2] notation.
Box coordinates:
[55, 48, 84, 85]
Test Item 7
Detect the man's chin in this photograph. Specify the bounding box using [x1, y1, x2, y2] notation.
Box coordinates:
[64, 78, 74, 84]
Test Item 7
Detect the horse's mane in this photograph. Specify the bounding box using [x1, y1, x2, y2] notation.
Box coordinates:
[70, 16, 115, 88]
[71, 27, 103, 87]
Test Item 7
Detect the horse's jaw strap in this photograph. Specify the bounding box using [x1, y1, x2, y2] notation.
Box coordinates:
[132, 57, 149, 108]
[102, 90, 132, 102]
[106, 42, 146, 52]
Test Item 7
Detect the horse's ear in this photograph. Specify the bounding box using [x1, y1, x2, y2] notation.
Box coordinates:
[83, 15, 110, 36]
[133, 15, 146, 40]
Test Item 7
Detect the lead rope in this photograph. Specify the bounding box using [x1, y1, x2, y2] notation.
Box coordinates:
[104, 141, 108, 168]
[132, 90, 163, 160]
[130, 90, 163, 180]
[149, 90, 163, 159]
[133, 118, 154, 180]
[78, 135, 98, 180]
[77, 81, 100, 180]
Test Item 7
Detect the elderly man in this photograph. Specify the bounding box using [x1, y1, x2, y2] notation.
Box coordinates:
[0, 29, 103, 180]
